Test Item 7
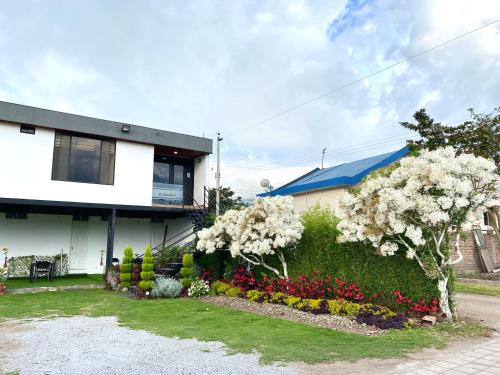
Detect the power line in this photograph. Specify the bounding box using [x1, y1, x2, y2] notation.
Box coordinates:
[229, 134, 416, 171]
[223, 19, 499, 138]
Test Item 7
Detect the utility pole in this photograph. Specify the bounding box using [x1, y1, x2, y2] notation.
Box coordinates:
[215, 132, 223, 216]
[321, 147, 327, 169]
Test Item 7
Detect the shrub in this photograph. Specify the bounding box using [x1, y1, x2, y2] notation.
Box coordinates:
[139, 245, 154, 290]
[188, 279, 209, 298]
[287, 205, 438, 304]
[120, 246, 134, 288]
[355, 305, 408, 329]
[225, 287, 242, 297]
[269, 292, 286, 304]
[284, 295, 301, 308]
[327, 299, 363, 316]
[210, 280, 231, 295]
[154, 245, 182, 269]
[181, 254, 195, 288]
[151, 277, 182, 298]
[230, 265, 257, 291]
[246, 290, 266, 303]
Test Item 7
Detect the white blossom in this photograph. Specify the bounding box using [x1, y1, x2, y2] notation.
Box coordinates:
[196, 196, 304, 277]
[338, 147, 500, 320]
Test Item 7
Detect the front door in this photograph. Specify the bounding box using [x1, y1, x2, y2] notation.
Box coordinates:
[70, 220, 89, 271]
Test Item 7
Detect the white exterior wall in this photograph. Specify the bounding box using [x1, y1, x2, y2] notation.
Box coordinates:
[291, 187, 349, 215]
[0, 121, 155, 206]
[0, 214, 192, 274]
[193, 154, 208, 206]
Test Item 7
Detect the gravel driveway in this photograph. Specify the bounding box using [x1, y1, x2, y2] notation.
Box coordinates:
[0, 316, 297, 375]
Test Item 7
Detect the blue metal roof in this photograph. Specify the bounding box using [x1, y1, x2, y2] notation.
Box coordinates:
[258, 146, 410, 197]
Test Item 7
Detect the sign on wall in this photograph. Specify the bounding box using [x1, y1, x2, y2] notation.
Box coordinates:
[152, 183, 183, 205]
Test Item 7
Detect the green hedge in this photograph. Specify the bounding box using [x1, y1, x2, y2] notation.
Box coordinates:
[286, 205, 438, 302]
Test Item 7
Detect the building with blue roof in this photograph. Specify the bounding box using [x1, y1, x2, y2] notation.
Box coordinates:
[258, 146, 410, 213]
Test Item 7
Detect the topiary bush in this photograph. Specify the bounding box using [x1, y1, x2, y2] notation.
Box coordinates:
[151, 277, 183, 298]
[180, 253, 194, 288]
[139, 245, 154, 291]
[286, 205, 439, 304]
[120, 246, 134, 288]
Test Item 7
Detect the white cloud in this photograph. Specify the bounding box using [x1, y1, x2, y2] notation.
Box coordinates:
[0, 0, 498, 198]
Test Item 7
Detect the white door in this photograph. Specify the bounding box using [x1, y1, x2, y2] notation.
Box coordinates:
[70, 221, 89, 271]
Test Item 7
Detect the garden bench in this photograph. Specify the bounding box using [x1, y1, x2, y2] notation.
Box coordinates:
[30, 261, 55, 282]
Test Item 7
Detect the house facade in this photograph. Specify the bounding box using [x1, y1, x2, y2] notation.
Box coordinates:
[0, 101, 212, 275]
[259, 147, 410, 214]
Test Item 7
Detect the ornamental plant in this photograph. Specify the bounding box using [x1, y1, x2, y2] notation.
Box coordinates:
[196, 196, 304, 277]
[119, 246, 134, 288]
[139, 245, 154, 291]
[188, 279, 210, 298]
[338, 147, 500, 320]
[180, 253, 195, 288]
[151, 277, 182, 298]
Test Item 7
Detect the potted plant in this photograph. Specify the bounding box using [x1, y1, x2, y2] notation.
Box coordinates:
[0, 267, 7, 295]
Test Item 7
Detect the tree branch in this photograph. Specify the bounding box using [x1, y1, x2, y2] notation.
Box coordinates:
[277, 251, 288, 278]
[446, 232, 464, 265]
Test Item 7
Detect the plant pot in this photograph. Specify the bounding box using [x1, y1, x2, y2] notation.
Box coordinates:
[0, 283, 5, 295]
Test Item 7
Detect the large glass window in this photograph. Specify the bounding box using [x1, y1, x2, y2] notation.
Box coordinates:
[52, 132, 116, 185]
[152, 162, 185, 205]
[153, 162, 170, 184]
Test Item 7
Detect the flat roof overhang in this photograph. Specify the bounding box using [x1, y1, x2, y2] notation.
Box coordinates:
[0, 101, 213, 154]
[0, 197, 195, 219]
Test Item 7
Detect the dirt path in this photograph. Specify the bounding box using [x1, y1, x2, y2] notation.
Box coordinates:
[456, 292, 500, 329]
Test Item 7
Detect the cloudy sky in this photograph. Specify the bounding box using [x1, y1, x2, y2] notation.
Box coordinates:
[0, 0, 499, 198]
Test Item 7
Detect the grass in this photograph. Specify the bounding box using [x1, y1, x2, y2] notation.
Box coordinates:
[0, 289, 488, 364]
[6, 274, 102, 289]
[456, 282, 500, 297]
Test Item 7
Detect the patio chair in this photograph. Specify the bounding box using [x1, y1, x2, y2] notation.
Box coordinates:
[30, 261, 54, 282]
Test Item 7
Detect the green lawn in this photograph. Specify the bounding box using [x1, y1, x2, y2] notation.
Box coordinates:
[456, 282, 500, 297]
[0, 289, 487, 364]
[6, 274, 103, 289]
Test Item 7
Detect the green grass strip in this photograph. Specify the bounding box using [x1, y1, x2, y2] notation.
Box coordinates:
[0, 289, 488, 364]
[6, 274, 103, 289]
[456, 282, 500, 297]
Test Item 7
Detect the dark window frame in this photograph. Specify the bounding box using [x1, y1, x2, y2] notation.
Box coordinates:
[51, 131, 116, 186]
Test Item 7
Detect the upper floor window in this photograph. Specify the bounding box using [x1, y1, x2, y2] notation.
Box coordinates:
[51, 132, 116, 185]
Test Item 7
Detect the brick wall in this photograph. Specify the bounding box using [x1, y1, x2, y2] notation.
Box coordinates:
[452, 230, 500, 275]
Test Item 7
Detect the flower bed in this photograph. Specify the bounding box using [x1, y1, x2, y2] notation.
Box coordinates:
[203, 266, 440, 330]
[210, 281, 412, 329]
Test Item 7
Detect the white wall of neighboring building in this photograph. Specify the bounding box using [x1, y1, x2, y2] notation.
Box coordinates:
[0, 121, 155, 206]
[0, 213, 192, 274]
[193, 154, 208, 206]
[291, 187, 349, 215]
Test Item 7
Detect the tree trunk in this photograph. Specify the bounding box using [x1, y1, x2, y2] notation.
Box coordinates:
[437, 275, 452, 320]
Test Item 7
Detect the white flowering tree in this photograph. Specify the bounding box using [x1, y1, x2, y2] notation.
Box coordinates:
[338, 147, 500, 320]
[196, 196, 304, 277]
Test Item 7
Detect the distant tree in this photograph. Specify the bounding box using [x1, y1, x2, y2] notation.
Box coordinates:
[208, 186, 246, 214]
[400, 107, 500, 169]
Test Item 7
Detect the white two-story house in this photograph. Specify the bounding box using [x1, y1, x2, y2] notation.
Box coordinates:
[0, 101, 212, 275]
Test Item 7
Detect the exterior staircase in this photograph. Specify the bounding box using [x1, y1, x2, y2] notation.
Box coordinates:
[139, 187, 219, 276]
